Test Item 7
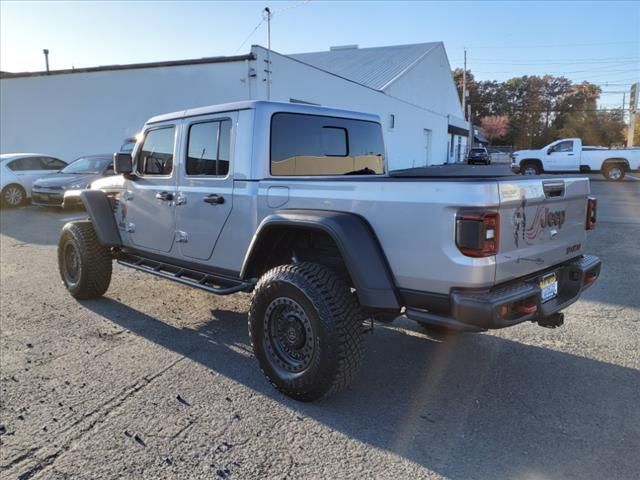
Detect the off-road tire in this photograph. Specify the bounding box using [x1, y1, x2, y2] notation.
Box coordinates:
[602, 163, 625, 181]
[58, 221, 112, 299]
[1, 184, 26, 208]
[249, 262, 365, 401]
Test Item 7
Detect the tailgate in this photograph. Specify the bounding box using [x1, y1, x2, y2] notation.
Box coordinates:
[496, 177, 589, 283]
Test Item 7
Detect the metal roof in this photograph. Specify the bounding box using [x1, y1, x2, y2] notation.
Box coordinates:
[289, 42, 441, 91]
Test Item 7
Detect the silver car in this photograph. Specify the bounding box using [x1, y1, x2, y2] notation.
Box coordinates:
[1, 153, 68, 207]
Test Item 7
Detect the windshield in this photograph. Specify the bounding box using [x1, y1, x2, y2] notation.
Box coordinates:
[61, 156, 112, 174]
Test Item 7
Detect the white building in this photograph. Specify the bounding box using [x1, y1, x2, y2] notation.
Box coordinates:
[0, 43, 469, 169]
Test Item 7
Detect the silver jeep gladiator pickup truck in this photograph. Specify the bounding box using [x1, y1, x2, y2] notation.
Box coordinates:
[58, 101, 601, 401]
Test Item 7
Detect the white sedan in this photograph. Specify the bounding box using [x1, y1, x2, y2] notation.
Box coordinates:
[1, 153, 68, 207]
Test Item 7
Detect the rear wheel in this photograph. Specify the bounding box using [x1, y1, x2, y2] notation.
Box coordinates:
[58, 221, 112, 299]
[521, 161, 541, 176]
[1, 184, 26, 208]
[603, 164, 625, 181]
[249, 262, 365, 401]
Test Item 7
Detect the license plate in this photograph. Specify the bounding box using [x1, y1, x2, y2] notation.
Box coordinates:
[539, 272, 558, 302]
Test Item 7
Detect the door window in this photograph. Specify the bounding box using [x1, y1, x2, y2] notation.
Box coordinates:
[553, 141, 574, 153]
[138, 127, 175, 176]
[186, 119, 232, 176]
[41, 157, 67, 170]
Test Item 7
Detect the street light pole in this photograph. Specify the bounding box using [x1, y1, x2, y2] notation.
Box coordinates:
[43, 49, 50, 74]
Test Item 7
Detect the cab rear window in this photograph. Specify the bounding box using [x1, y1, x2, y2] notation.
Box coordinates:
[270, 113, 385, 176]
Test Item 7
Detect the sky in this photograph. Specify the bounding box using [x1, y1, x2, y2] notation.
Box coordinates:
[1, 1, 638, 109]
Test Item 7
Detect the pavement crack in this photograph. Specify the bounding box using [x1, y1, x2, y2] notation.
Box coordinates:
[12, 357, 186, 479]
[0, 447, 39, 470]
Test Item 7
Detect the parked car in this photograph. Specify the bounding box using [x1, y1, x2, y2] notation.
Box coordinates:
[511, 138, 640, 180]
[120, 137, 137, 153]
[467, 146, 491, 165]
[0, 153, 68, 207]
[32, 154, 115, 208]
[58, 101, 601, 401]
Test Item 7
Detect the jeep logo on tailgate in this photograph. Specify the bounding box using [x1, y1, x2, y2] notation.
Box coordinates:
[526, 207, 566, 240]
[513, 203, 566, 246]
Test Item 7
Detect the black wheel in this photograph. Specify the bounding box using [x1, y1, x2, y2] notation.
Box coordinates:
[521, 161, 541, 176]
[58, 221, 112, 299]
[603, 164, 625, 181]
[249, 262, 365, 401]
[1, 184, 26, 208]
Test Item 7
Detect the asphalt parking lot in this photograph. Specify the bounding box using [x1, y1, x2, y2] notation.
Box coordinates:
[1, 179, 639, 480]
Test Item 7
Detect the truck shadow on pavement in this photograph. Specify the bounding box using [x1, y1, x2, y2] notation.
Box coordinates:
[83, 298, 639, 480]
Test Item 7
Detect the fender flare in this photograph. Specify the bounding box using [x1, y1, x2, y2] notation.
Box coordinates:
[241, 210, 400, 311]
[79, 190, 122, 247]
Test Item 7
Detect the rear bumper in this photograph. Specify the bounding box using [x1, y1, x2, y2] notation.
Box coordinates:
[405, 255, 601, 331]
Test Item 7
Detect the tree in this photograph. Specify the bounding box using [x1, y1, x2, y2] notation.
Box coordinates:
[480, 115, 509, 144]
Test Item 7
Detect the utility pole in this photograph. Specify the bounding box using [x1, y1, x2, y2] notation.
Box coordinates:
[628, 83, 638, 148]
[467, 104, 474, 150]
[43, 49, 50, 74]
[264, 7, 272, 100]
[462, 48, 467, 119]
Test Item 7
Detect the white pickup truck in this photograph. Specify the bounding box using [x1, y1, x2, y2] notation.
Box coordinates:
[512, 138, 640, 181]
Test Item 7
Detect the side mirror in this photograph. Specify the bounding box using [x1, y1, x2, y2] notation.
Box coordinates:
[547, 147, 554, 155]
[113, 152, 133, 175]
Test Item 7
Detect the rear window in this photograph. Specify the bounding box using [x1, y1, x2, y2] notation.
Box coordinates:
[270, 113, 385, 176]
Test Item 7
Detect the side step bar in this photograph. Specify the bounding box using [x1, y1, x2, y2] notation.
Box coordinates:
[117, 254, 254, 295]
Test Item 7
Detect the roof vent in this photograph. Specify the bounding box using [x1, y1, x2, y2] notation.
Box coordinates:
[330, 44, 359, 51]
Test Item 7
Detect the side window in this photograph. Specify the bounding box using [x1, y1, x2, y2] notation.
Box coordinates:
[41, 157, 66, 170]
[9, 157, 43, 170]
[270, 113, 385, 176]
[186, 119, 232, 176]
[138, 127, 175, 176]
[554, 141, 574, 153]
[6, 159, 24, 171]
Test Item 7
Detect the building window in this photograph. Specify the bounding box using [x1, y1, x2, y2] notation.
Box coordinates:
[186, 119, 232, 176]
[270, 113, 385, 176]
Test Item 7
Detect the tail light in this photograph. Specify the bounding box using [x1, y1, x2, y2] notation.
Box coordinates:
[456, 211, 500, 257]
[586, 196, 597, 230]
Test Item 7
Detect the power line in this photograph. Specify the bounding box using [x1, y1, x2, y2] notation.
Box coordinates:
[233, 18, 266, 54]
[454, 41, 638, 49]
[232, 1, 311, 54]
[451, 58, 639, 66]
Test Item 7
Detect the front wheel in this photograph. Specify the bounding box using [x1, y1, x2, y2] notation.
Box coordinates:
[58, 221, 112, 299]
[603, 164, 625, 181]
[1, 184, 26, 208]
[521, 162, 541, 176]
[249, 262, 365, 401]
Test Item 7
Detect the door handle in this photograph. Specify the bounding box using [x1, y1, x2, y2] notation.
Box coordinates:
[155, 191, 174, 201]
[568, 154, 574, 156]
[203, 194, 225, 205]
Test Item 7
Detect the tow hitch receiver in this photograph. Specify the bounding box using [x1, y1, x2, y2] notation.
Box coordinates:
[538, 312, 564, 328]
